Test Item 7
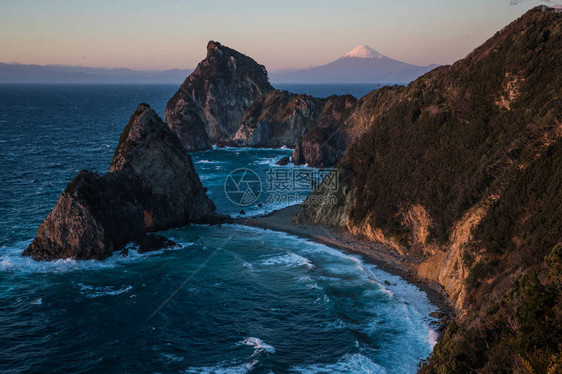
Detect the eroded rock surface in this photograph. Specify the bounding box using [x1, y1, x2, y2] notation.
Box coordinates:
[24, 104, 220, 261]
[292, 95, 357, 167]
[165, 41, 274, 151]
[230, 90, 325, 148]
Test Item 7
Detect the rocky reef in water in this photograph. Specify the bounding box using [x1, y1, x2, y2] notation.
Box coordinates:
[23, 104, 222, 261]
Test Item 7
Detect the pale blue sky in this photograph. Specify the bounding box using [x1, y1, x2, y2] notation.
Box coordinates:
[0, 0, 555, 71]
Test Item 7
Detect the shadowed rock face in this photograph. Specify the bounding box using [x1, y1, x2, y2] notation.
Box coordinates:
[230, 90, 325, 148]
[292, 95, 357, 167]
[165, 41, 274, 151]
[23, 104, 219, 261]
[109, 104, 216, 226]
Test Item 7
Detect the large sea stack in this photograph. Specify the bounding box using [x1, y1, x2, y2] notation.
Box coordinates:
[24, 104, 219, 261]
[164, 41, 354, 151]
[165, 41, 274, 151]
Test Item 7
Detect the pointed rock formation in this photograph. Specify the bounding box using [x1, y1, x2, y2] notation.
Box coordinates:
[165, 41, 274, 151]
[23, 104, 220, 261]
[164, 42, 365, 152]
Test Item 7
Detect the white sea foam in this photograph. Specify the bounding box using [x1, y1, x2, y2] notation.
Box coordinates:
[0, 240, 193, 274]
[191, 224, 438, 319]
[251, 156, 314, 169]
[185, 360, 250, 374]
[252, 159, 277, 166]
[228, 200, 301, 218]
[160, 353, 184, 362]
[223, 224, 439, 364]
[290, 353, 386, 373]
[320, 319, 348, 330]
[195, 159, 224, 164]
[260, 252, 315, 269]
[298, 275, 322, 290]
[240, 260, 254, 269]
[300, 239, 438, 319]
[239, 337, 276, 356]
[186, 338, 276, 374]
[79, 284, 133, 298]
[427, 327, 439, 348]
[2, 223, 439, 372]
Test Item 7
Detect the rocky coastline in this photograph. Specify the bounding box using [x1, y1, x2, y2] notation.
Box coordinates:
[293, 7, 562, 373]
[239, 205, 454, 329]
[21, 7, 562, 371]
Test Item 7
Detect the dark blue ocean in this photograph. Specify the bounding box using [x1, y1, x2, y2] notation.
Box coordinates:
[0, 84, 436, 373]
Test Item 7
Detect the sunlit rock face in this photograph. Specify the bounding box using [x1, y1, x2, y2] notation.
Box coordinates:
[165, 41, 274, 151]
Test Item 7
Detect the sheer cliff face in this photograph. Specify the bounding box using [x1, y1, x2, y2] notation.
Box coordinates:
[299, 7, 562, 372]
[109, 104, 216, 225]
[165, 42, 370, 152]
[292, 95, 357, 167]
[231, 90, 325, 148]
[24, 104, 217, 261]
[292, 86, 412, 167]
[165, 41, 274, 151]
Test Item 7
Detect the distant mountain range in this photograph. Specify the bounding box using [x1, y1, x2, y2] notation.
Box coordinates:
[269, 45, 439, 84]
[0, 63, 193, 84]
[0, 45, 437, 84]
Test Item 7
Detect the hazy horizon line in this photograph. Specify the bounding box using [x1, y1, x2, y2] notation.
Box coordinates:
[0, 43, 441, 75]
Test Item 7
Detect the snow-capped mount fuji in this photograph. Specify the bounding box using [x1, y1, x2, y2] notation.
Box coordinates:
[270, 45, 438, 84]
[342, 45, 385, 59]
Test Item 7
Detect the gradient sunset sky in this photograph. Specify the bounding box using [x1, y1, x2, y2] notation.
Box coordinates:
[0, 0, 557, 72]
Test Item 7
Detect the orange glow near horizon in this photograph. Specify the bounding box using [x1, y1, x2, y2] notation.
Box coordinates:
[0, 0, 555, 72]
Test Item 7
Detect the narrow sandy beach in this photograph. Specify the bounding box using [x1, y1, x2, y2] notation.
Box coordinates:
[236, 204, 454, 327]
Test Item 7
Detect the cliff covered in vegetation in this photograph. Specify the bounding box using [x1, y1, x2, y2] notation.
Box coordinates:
[298, 7, 562, 373]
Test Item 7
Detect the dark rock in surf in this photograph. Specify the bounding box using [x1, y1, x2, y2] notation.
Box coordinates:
[23, 103, 221, 261]
[138, 234, 177, 254]
[275, 156, 290, 166]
